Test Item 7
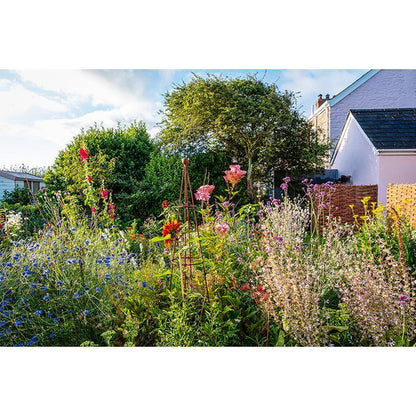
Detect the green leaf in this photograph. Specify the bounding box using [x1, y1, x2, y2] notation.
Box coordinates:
[325, 325, 349, 334]
[276, 330, 286, 347]
[149, 234, 171, 243]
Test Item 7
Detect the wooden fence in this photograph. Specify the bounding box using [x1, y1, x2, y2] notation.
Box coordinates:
[313, 184, 378, 231]
[387, 184, 416, 228]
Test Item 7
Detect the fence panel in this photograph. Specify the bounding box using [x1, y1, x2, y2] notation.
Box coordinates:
[313, 184, 378, 231]
[387, 184, 416, 228]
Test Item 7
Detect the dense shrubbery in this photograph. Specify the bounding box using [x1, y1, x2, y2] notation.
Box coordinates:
[1, 150, 415, 347]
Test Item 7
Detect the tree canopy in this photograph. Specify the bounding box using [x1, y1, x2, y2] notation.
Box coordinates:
[158, 74, 330, 199]
[44, 121, 154, 224]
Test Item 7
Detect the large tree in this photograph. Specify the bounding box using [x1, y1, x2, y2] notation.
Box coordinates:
[158, 74, 330, 199]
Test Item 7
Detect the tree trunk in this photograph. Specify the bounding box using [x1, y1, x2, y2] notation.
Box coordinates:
[246, 156, 254, 201]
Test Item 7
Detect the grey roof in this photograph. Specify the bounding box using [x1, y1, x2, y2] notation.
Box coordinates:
[351, 108, 416, 150]
[0, 170, 43, 181]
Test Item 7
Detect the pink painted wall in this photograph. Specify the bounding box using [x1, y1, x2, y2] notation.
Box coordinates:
[330, 70, 416, 143]
[378, 155, 416, 205]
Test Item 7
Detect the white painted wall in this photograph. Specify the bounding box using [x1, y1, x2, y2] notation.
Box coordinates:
[331, 118, 379, 186]
[378, 154, 416, 205]
[330, 70, 416, 145]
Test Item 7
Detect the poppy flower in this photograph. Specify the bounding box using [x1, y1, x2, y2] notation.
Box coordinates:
[162, 219, 182, 247]
[100, 189, 109, 198]
[79, 148, 89, 163]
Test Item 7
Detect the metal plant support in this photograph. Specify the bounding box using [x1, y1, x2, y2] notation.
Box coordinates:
[170, 158, 209, 299]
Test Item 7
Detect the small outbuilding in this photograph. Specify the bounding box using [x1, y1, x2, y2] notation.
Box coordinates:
[330, 108, 416, 205]
[0, 171, 45, 200]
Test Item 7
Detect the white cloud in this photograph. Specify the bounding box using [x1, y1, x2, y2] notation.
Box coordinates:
[0, 70, 166, 167]
[0, 83, 68, 119]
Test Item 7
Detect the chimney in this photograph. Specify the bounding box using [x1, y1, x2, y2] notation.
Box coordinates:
[316, 94, 325, 109]
[325, 94, 330, 100]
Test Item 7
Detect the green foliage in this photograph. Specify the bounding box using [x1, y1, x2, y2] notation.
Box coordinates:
[158, 73, 330, 199]
[2, 187, 32, 205]
[135, 150, 234, 222]
[44, 121, 154, 225]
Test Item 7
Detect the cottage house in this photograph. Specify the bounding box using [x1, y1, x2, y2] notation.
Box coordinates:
[309, 70, 416, 154]
[0, 171, 45, 200]
[330, 108, 416, 205]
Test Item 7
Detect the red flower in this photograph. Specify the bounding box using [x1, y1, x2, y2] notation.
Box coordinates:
[100, 189, 109, 198]
[91, 207, 97, 213]
[80, 148, 89, 163]
[240, 283, 250, 291]
[257, 285, 264, 292]
[162, 200, 169, 209]
[88, 176, 92, 182]
[162, 219, 182, 247]
[108, 203, 116, 219]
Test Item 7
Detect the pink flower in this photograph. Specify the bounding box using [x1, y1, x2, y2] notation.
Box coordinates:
[224, 165, 246, 186]
[241, 283, 250, 291]
[215, 222, 230, 237]
[280, 183, 288, 191]
[283, 176, 291, 183]
[80, 148, 89, 163]
[195, 185, 215, 202]
[108, 203, 116, 219]
[100, 189, 109, 198]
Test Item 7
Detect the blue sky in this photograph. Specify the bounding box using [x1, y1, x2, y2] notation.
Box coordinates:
[0, 69, 367, 168]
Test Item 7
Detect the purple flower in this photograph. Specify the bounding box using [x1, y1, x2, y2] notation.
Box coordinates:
[282, 176, 291, 183]
[280, 183, 288, 191]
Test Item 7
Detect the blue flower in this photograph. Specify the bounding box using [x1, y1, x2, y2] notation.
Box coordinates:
[0, 321, 5, 327]
[1, 300, 8, 307]
[84, 240, 90, 246]
[47, 312, 53, 318]
[41, 286, 48, 291]
[43, 295, 50, 301]
[15, 319, 23, 326]
[53, 317, 60, 323]
[35, 309, 43, 316]
[73, 292, 79, 299]
[49, 333, 55, 338]
[67, 309, 73, 313]
[96, 287, 101, 293]
[83, 310, 90, 316]
[142, 281, 147, 288]
[70, 227, 76, 232]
